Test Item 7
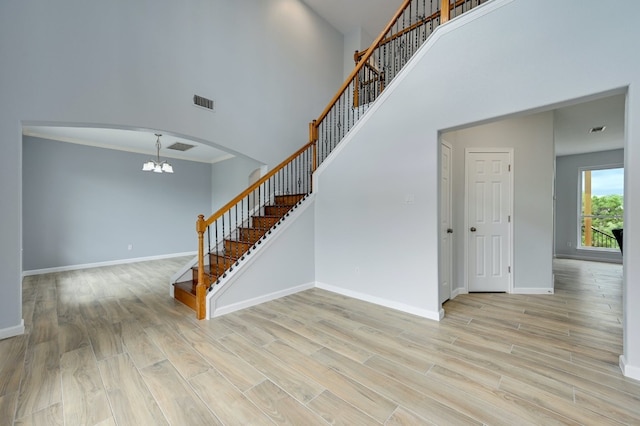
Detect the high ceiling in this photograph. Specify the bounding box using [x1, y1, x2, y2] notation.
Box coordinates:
[301, 0, 402, 38]
[24, 2, 625, 160]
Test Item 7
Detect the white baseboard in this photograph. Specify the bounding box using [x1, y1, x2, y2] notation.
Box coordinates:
[211, 282, 315, 318]
[451, 287, 466, 299]
[620, 355, 640, 381]
[316, 282, 441, 321]
[0, 320, 25, 340]
[511, 287, 554, 295]
[554, 254, 622, 264]
[22, 251, 197, 277]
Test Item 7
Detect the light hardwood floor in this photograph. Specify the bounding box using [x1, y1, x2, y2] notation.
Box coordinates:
[1, 257, 639, 425]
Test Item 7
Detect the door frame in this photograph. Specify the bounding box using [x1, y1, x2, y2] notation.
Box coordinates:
[439, 140, 453, 304]
[463, 147, 514, 293]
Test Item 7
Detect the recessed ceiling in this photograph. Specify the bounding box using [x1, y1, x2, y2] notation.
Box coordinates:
[22, 126, 233, 164]
[554, 94, 625, 157]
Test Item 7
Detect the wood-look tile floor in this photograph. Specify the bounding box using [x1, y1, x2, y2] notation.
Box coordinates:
[1, 257, 639, 425]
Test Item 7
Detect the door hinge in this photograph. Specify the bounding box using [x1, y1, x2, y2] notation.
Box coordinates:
[508, 266, 511, 273]
[508, 164, 511, 172]
[508, 215, 511, 223]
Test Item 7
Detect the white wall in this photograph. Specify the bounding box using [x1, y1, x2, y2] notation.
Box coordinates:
[555, 149, 624, 262]
[445, 112, 555, 293]
[0, 0, 344, 336]
[314, 0, 640, 377]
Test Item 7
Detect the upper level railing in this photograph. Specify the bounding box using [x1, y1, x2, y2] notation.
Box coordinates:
[309, 0, 488, 156]
[193, 0, 487, 319]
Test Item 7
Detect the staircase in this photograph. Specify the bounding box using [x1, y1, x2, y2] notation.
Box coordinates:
[175, 0, 489, 319]
[173, 194, 305, 310]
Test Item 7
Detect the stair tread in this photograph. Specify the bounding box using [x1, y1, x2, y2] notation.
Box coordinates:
[174, 281, 196, 295]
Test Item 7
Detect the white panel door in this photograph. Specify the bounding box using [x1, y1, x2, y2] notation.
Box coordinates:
[466, 151, 511, 292]
[440, 142, 453, 303]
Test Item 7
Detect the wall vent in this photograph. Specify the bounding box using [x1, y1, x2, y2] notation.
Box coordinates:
[167, 142, 195, 152]
[193, 94, 214, 111]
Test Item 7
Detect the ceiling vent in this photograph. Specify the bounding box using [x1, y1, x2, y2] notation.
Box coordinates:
[167, 142, 195, 152]
[193, 94, 214, 111]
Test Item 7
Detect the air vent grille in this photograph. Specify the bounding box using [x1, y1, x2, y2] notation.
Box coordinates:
[167, 142, 195, 152]
[193, 94, 214, 110]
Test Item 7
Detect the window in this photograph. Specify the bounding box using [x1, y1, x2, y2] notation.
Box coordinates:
[579, 167, 624, 250]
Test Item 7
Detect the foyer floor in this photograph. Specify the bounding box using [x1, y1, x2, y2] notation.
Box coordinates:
[1, 258, 638, 425]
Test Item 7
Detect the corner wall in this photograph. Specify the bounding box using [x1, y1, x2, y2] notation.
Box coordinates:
[314, 0, 640, 378]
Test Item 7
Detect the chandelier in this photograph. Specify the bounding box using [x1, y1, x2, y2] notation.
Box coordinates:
[142, 133, 174, 173]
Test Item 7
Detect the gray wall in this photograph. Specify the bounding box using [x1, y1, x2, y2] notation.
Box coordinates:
[445, 112, 555, 293]
[555, 149, 624, 262]
[0, 0, 343, 334]
[23, 136, 212, 271]
[211, 156, 263, 213]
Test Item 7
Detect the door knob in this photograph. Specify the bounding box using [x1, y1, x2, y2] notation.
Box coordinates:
[447, 228, 453, 234]
[470, 227, 476, 232]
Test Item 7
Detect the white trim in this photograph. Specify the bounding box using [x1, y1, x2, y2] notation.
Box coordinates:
[464, 148, 514, 293]
[211, 282, 315, 318]
[554, 254, 622, 264]
[440, 140, 454, 305]
[620, 355, 640, 380]
[451, 287, 466, 299]
[0, 320, 25, 340]
[22, 251, 197, 276]
[511, 287, 554, 295]
[316, 282, 442, 321]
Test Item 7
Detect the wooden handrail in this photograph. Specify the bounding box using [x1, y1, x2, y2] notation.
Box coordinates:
[312, 0, 413, 128]
[201, 141, 315, 228]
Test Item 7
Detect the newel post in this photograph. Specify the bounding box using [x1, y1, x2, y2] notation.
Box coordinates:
[440, 0, 450, 23]
[196, 214, 206, 320]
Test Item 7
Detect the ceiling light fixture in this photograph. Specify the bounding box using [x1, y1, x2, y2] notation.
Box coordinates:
[142, 133, 174, 173]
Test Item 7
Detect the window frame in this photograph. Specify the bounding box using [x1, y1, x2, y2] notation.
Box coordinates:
[577, 163, 624, 252]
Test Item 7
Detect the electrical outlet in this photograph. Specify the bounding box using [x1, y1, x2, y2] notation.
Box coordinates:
[128, 244, 133, 251]
[567, 242, 572, 247]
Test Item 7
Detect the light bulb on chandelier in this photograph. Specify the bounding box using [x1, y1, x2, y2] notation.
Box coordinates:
[142, 133, 173, 174]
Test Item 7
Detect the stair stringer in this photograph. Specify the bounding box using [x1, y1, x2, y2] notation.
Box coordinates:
[206, 193, 316, 319]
